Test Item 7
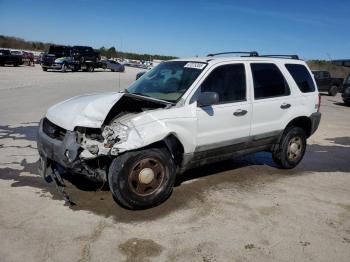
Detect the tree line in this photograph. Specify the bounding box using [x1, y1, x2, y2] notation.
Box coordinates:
[0, 35, 177, 61]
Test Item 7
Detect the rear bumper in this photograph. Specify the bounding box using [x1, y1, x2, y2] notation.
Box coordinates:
[310, 112, 321, 136]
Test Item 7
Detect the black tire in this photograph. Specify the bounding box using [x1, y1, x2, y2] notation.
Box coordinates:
[272, 127, 307, 169]
[345, 100, 350, 107]
[88, 65, 94, 72]
[42, 67, 47, 71]
[328, 86, 338, 96]
[13, 63, 18, 67]
[108, 148, 176, 210]
[61, 64, 66, 73]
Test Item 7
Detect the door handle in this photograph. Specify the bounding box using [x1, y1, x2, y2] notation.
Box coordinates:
[280, 103, 291, 109]
[233, 109, 248, 116]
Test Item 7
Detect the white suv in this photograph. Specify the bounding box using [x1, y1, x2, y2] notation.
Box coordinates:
[37, 52, 321, 209]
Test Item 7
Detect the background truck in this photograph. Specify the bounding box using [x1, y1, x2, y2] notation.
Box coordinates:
[41, 45, 100, 72]
[312, 70, 343, 96]
[0, 49, 23, 66]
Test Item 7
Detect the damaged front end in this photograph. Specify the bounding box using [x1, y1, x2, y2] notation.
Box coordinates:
[37, 93, 170, 184]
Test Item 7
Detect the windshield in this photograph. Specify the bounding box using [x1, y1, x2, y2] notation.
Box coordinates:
[48, 46, 71, 56]
[127, 61, 207, 102]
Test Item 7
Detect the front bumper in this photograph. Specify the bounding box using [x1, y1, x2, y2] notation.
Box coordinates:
[310, 112, 321, 136]
[37, 118, 81, 172]
[41, 63, 63, 70]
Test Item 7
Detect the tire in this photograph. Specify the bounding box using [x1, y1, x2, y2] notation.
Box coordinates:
[328, 86, 338, 96]
[345, 100, 350, 107]
[42, 67, 47, 71]
[13, 63, 18, 67]
[61, 64, 66, 73]
[272, 126, 307, 169]
[108, 148, 176, 210]
[88, 65, 94, 72]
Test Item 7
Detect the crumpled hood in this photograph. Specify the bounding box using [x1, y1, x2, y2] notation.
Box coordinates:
[46, 92, 124, 131]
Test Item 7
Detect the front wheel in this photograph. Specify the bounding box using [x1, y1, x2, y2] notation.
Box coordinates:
[108, 148, 176, 210]
[61, 64, 66, 72]
[272, 127, 307, 169]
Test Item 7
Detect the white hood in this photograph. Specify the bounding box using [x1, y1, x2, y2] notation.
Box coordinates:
[46, 92, 124, 131]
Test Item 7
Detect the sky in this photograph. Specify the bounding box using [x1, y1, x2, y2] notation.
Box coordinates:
[0, 0, 349, 60]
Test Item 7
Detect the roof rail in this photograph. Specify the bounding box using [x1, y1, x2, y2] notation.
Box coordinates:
[207, 51, 259, 57]
[259, 54, 299, 60]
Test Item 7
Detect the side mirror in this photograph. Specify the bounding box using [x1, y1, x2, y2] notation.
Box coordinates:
[197, 92, 219, 107]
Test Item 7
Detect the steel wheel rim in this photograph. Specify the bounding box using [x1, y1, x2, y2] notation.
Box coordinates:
[287, 136, 303, 161]
[128, 157, 165, 196]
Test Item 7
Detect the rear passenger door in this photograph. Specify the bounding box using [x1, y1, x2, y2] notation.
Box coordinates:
[250, 63, 293, 144]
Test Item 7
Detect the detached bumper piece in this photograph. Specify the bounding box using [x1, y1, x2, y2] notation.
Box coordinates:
[37, 118, 81, 205]
[38, 156, 75, 206]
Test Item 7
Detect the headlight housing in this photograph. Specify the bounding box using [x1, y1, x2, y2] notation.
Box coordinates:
[102, 123, 129, 146]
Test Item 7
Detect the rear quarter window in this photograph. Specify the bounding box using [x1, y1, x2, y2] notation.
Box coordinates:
[251, 63, 290, 99]
[286, 64, 315, 93]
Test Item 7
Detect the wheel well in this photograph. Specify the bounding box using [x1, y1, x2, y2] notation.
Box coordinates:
[144, 135, 184, 166]
[286, 116, 312, 137]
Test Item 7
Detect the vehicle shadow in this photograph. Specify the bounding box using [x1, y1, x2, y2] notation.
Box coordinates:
[333, 102, 349, 107]
[0, 123, 38, 142]
[0, 124, 349, 222]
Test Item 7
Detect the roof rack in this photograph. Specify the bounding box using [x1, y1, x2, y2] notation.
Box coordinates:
[259, 54, 299, 60]
[207, 51, 259, 57]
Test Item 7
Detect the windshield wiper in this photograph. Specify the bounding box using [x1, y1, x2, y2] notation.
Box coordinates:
[131, 92, 151, 97]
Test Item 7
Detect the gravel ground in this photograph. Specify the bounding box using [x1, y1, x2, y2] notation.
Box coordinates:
[0, 65, 349, 262]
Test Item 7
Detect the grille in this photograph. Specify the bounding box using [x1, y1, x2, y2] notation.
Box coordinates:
[42, 118, 66, 141]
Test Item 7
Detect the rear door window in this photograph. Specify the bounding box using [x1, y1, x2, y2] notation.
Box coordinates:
[285, 64, 315, 93]
[251, 63, 290, 99]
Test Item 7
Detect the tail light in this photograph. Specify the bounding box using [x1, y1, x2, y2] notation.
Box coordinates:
[317, 93, 321, 112]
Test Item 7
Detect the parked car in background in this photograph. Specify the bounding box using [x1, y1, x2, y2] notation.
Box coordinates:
[342, 74, 350, 106]
[22, 51, 35, 66]
[41, 45, 100, 72]
[312, 70, 343, 96]
[102, 60, 125, 72]
[71, 45, 100, 72]
[0, 49, 23, 66]
[41, 45, 73, 71]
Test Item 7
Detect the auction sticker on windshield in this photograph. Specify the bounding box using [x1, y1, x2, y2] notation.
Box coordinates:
[184, 62, 207, 69]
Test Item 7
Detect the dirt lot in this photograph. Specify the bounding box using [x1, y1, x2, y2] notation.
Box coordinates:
[0, 65, 349, 262]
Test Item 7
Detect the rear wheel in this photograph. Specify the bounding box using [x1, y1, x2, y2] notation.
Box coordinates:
[272, 127, 307, 169]
[108, 148, 176, 210]
[328, 86, 338, 96]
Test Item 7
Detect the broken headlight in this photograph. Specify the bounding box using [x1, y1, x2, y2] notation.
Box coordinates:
[102, 123, 129, 147]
